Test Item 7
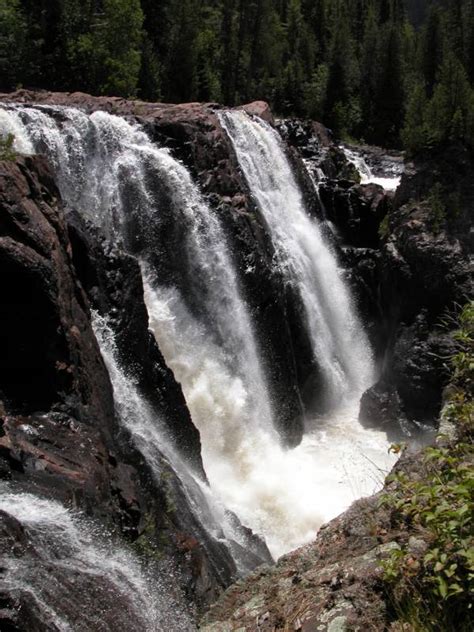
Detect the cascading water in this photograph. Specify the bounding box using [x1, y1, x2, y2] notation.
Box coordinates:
[92, 312, 268, 574]
[0, 487, 190, 631]
[220, 110, 375, 405]
[342, 146, 402, 191]
[0, 104, 396, 560]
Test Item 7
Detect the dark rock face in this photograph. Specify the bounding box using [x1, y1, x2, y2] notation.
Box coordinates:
[361, 144, 473, 429]
[0, 154, 261, 626]
[67, 213, 205, 476]
[319, 181, 390, 248]
[1, 89, 309, 446]
[0, 156, 115, 433]
[279, 116, 473, 433]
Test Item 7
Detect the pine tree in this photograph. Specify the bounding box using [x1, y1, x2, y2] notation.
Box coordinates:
[373, 19, 405, 145]
[359, 2, 379, 141]
[421, 6, 444, 97]
[138, 33, 161, 101]
[163, 0, 199, 102]
[0, 0, 27, 90]
[427, 51, 474, 145]
[401, 81, 429, 153]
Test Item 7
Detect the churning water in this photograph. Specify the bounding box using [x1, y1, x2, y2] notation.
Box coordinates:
[0, 104, 396, 560]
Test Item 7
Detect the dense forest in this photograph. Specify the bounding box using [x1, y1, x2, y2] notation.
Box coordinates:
[1, 0, 474, 149]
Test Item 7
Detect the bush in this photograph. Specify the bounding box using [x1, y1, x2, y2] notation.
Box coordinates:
[381, 302, 474, 631]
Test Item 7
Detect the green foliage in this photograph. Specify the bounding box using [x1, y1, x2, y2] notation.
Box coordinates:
[382, 444, 474, 630]
[71, 0, 144, 97]
[304, 64, 329, 121]
[132, 512, 163, 562]
[0, 0, 26, 89]
[0, 133, 16, 161]
[427, 183, 446, 233]
[378, 213, 390, 240]
[3, 0, 474, 150]
[381, 302, 474, 631]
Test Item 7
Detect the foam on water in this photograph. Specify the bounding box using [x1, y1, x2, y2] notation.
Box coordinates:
[145, 281, 397, 558]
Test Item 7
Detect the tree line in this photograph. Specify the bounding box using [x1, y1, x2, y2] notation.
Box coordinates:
[1, 0, 474, 150]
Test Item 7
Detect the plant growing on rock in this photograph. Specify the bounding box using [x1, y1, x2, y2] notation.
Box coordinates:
[0, 133, 16, 161]
[381, 302, 474, 632]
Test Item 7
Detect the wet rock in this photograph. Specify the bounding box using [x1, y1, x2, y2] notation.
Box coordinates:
[359, 381, 404, 436]
[0, 90, 312, 446]
[0, 156, 115, 434]
[319, 181, 390, 248]
[67, 213, 205, 477]
[0, 153, 255, 618]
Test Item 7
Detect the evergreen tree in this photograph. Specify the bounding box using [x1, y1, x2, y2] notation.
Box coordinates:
[427, 51, 474, 145]
[401, 81, 429, 152]
[421, 6, 444, 96]
[2, 0, 474, 150]
[359, 3, 380, 140]
[0, 0, 27, 90]
[373, 20, 405, 145]
[70, 0, 143, 97]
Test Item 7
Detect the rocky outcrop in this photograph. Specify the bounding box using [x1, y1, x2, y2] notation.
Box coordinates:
[0, 154, 262, 627]
[360, 143, 473, 430]
[0, 155, 115, 432]
[0, 89, 312, 446]
[67, 213, 205, 476]
[200, 450, 424, 631]
[279, 116, 473, 433]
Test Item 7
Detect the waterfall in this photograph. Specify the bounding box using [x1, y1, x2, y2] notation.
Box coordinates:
[0, 487, 191, 631]
[92, 311, 268, 574]
[220, 111, 375, 406]
[341, 146, 402, 191]
[0, 104, 396, 560]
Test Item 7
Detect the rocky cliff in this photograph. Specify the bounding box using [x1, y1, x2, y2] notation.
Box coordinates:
[0, 152, 257, 629]
[0, 92, 472, 631]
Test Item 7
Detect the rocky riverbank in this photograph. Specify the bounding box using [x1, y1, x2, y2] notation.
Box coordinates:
[0, 92, 472, 630]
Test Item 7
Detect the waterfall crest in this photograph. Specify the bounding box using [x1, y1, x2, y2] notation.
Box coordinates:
[220, 111, 375, 407]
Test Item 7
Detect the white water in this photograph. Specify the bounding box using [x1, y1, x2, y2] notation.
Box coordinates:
[0, 488, 188, 631]
[92, 312, 262, 573]
[144, 283, 397, 556]
[220, 111, 375, 405]
[0, 104, 396, 560]
[342, 146, 401, 191]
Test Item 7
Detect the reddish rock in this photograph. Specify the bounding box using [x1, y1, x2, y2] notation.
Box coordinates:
[240, 101, 275, 125]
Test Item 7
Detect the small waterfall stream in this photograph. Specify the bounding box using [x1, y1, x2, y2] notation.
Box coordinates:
[0, 488, 190, 631]
[0, 104, 396, 563]
[220, 111, 375, 405]
[341, 146, 402, 191]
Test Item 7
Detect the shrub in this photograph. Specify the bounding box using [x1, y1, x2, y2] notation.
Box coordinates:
[381, 302, 474, 631]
